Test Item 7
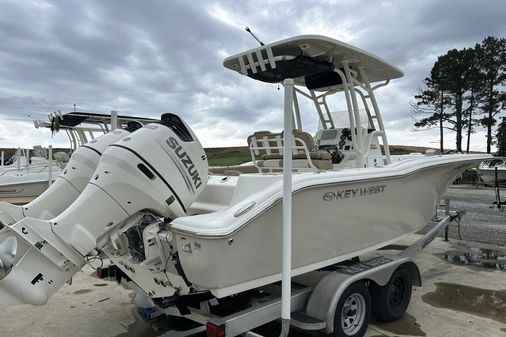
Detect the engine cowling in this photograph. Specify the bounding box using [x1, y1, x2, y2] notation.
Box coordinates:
[52, 114, 208, 255]
[0, 114, 208, 306]
[0, 130, 130, 226]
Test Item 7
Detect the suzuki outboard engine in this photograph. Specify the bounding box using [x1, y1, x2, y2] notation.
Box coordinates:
[0, 114, 208, 306]
[0, 130, 130, 226]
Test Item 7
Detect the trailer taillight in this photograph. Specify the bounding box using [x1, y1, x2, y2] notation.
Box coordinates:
[206, 322, 225, 337]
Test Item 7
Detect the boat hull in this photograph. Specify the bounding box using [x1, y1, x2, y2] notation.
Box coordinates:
[0, 172, 59, 200]
[172, 156, 478, 298]
[479, 168, 506, 185]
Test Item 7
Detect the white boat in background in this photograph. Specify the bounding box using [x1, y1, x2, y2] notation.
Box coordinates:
[0, 147, 64, 201]
[0, 148, 66, 201]
[0, 34, 492, 336]
[0, 111, 156, 202]
[0, 146, 67, 173]
[478, 157, 506, 186]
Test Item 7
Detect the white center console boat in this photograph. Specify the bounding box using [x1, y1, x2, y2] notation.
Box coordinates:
[0, 35, 491, 337]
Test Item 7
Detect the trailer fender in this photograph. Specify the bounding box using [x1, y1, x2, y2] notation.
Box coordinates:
[365, 260, 421, 288]
[306, 258, 419, 334]
[397, 261, 421, 287]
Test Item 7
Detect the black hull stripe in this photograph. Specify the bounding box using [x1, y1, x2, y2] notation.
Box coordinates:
[82, 145, 102, 156]
[110, 144, 187, 213]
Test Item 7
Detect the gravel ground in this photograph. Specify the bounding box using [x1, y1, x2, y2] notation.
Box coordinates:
[419, 185, 506, 246]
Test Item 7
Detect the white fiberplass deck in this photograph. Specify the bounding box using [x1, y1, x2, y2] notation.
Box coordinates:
[0, 34, 491, 333]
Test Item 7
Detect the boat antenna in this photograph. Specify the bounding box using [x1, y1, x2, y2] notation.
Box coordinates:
[245, 27, 264, 46]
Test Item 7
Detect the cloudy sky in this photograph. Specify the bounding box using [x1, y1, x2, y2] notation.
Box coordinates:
[0, 0, 505, 152]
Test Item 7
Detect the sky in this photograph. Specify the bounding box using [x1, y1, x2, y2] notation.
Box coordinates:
[0, 0, 505, 152]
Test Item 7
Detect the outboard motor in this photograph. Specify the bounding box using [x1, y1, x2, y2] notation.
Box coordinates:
[0, 114, 208, 306]
[0, 130, 130, 226]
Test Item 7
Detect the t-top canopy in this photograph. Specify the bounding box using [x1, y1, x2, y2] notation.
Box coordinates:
[223, 35, 403, 90]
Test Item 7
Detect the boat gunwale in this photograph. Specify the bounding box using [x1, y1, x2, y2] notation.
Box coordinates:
[171, 154, 490, 238]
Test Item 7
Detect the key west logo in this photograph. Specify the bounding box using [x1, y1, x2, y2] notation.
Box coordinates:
[323, 184, 386, 201]
[166, 137, 202, 189]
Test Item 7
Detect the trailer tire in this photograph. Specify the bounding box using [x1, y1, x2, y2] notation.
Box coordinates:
[371, 267, 412, 322]
[331, 281, 371, 337]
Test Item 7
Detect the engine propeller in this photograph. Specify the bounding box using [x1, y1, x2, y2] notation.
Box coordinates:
[0, 236, 17, 280]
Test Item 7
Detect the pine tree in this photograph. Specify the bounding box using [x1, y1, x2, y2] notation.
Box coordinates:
[444, 49, 470, 152]
[462, 47, 483, 153]
[411, 56, 452, 153]
[412, 50, 472, 152]
[477, 36, 506, 153]
[413, 37, 505, 153]
[496, 117, 506, 156]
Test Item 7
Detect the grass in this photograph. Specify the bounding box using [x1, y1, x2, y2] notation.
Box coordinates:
[389, 147, 415, 155]
[205, 150, 252, 166]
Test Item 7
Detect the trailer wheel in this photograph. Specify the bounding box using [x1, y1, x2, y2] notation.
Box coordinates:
[371, 267, 412, 322]
[331, 281, 371, 337]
